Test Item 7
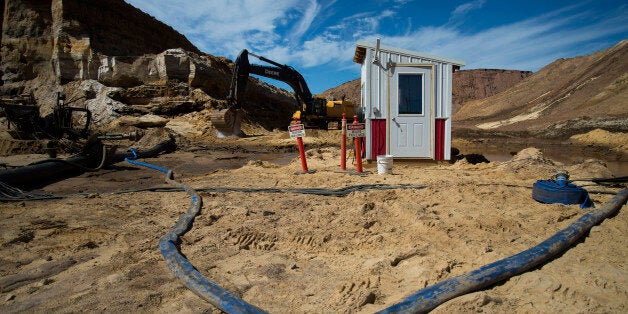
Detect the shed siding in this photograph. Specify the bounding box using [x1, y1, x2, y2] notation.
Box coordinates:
[357, 42, 463, 161]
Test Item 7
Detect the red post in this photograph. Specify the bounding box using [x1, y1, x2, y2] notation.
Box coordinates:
[340, 113, 347, 171]
[353, 115, 363, 173]
[297, 137, 308, 173]
[294, 118, 309, 173]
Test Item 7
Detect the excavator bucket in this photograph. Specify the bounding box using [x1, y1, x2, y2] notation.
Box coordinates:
[210, 108, 243, 137]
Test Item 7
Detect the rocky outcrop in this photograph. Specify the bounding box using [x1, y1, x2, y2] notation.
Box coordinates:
[2, 0, 56, 85]
[1, 0, 199, 87]
[1, 0, 297, 134]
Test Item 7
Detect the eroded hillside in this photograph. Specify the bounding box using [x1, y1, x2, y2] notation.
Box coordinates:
[454, 41, 628, 138]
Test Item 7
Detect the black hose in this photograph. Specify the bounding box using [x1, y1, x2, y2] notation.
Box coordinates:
[582, 176, 627, 184]
[0, 183, 427, 202]
[377, 188, 628, 313]
[26, 144, 111, 171]
[0, 140, 175, 190]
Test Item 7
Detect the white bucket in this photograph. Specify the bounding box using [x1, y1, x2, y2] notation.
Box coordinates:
[377, 154, 393, 174]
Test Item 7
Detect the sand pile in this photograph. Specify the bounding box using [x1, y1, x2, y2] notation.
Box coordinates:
[571, 128, 628, 152]
[0, 145, 625, 313]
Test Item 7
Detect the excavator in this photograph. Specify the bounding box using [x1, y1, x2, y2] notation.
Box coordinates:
[210, 49, 355, 136]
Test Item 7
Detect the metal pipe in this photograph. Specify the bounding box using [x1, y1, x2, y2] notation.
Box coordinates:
[374, 37, 381, 63]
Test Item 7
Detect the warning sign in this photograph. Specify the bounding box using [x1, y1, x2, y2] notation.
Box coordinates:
[288, 123, 306, 138]
[346, 123, 365, 138]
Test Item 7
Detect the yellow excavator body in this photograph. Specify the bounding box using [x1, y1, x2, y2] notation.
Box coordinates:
[324, 99, 356, 119]
[299, 96, 356, 128]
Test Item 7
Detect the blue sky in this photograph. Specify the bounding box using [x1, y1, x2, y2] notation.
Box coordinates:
[126, 0, 627, 94]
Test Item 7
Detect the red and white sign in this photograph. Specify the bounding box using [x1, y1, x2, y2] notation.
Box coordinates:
[288, 123, 306, 138]
[346, 123, 365, 138]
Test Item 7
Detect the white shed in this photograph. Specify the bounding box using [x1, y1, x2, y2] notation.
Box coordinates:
[353, 40, 465, 161]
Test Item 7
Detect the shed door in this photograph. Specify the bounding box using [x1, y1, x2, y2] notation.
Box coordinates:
[389, 66, 432, 158]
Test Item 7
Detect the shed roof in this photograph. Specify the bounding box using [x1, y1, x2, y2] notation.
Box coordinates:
[353, 41, 466, 67]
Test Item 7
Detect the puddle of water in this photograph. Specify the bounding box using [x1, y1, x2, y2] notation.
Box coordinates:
[34, 150, 298, 195]
[165, 151, 297, 175]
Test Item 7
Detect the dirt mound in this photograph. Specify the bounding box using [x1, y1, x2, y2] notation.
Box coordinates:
[567, 159, 614, 179]
[321, 79, 361, 104]
[499, 147, 559, 179]
[570, 128, 628, 152]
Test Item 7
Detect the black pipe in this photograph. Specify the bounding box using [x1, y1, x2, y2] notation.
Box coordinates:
[0, 140, 176, 190]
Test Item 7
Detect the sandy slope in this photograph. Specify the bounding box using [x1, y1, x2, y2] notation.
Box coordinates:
[0, 142, 625, 313]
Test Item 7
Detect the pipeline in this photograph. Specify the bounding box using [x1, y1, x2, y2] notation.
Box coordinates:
[125, 152, 267, 313]
[377, 188, 628, 314]
[0, 139, 175, 190]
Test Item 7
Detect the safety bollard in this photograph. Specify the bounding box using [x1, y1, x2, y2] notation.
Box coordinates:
[297, 136, 308, 173]
[290, 118, 310, 174]
[341, 113, 347, 171]
[353, 115, 363, 173]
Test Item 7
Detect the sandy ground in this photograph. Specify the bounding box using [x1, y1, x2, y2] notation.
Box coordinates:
[0, 129, 626, 313]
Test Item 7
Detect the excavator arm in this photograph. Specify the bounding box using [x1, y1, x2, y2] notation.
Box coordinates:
[211, 49, 316, 136]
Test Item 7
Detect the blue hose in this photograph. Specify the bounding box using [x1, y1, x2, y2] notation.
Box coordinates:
[377, 188, 628, 313]
[532, 179, 593, 208]
[124, 149, 170, 173]
[125, 150, 266, 313]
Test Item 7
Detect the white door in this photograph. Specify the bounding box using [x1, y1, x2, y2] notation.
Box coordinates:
[389, 65, 432, 158]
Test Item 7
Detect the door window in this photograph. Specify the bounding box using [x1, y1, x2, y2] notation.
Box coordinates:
[398, 74, 423, 114]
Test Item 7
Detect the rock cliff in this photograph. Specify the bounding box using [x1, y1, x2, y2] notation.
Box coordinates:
[1, 0, 199, 87]
[1, 0, 296, 134]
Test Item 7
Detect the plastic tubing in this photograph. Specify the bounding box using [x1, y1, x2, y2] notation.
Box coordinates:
[125, 153, 266, 313]
[377, 188, 628, 314]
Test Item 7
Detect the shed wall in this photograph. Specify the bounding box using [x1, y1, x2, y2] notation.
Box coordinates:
[360, 46, 455, 160]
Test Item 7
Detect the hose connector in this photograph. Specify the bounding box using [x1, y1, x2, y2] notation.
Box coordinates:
[555, 170, 569, 187]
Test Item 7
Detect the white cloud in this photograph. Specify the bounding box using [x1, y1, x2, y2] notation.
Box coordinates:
[486, 12, 621, 69]
[299, 36, 355, 67]
[289, 0, 322, 40]
[126, 0, 300, 58]
[366, 3, 627, 71]
[125, 0, 627, 91]
[248, 7, 398, 67]
[450, 0, 485, 21]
